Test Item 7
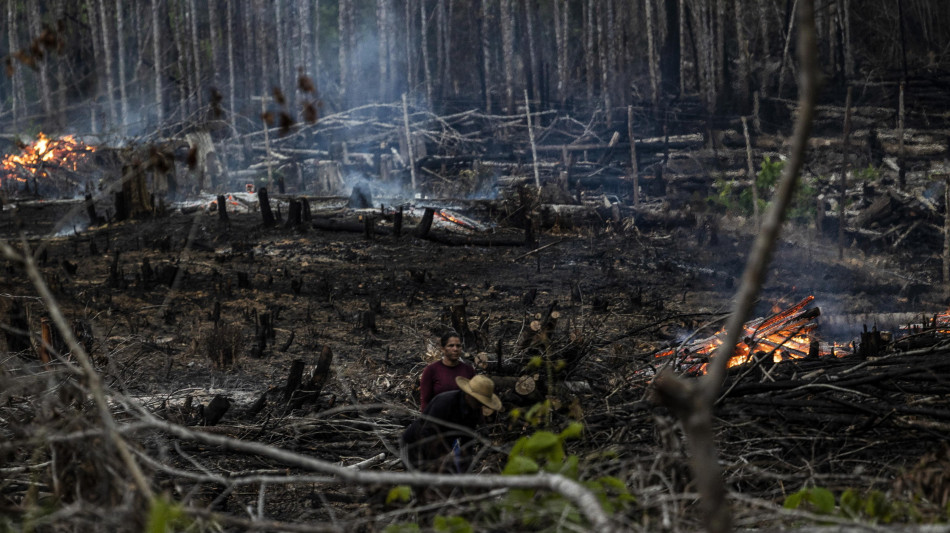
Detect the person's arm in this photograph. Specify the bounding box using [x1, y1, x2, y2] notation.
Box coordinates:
[419, 364, 434, 411]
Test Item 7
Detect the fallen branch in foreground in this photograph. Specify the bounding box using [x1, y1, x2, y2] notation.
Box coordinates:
[135, 410, 616, 532]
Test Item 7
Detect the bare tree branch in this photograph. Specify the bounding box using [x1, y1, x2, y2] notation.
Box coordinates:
[654, 1, 820, 531]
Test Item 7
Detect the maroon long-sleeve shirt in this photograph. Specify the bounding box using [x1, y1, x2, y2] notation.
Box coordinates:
[418, 359, 475, 411]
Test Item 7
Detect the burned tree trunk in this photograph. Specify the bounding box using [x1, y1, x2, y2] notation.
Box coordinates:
[258, 187, 276, 227]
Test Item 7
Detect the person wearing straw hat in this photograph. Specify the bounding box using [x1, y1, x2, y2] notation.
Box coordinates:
[400, 375, 502, 474]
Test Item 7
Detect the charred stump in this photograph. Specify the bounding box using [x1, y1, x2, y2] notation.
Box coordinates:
[258, 187, 276, 227]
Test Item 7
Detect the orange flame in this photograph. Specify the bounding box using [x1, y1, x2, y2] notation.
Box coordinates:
[654, 296, 846, 374]
[1, 132, 96, 187]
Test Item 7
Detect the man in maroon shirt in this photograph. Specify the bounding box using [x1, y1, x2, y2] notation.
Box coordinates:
[418, 332, 475, 411]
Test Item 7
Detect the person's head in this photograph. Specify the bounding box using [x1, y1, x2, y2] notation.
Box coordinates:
[440, 332, 462, 366]
[456, 375, 503, 414]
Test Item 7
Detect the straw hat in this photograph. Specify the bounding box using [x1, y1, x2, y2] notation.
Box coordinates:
[456, 375, 503, 412]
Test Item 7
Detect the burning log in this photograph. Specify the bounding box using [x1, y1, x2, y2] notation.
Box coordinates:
[653, 296, 837, 375]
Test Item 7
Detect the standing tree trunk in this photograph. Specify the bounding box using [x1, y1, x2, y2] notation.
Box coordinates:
[645, 0, 660, 108]
[500, 0, 515, 113]
[115, 0, 129, 134]
[733, 0, 751, 109]
[839, 85, 852, 259]
[6, 0, 27, 128]
[553, 0, 566, 106]
[523, 0, 540, 104]
[97, 0, 118, 128]
[435, 0, 446, 102]
[187, 0, 201, 110]
[226, 0, 237, 135]
[479, 0, 492, 112]
[377, 0, 393, 102]
[27, 2, 53, 126]
[584, 0, 594, 104]
[597, 1, 609, 122]
[170, 1, 189, 124]
[53, 0, 68, 129]
[418, 0, 433, 107]
[151, 0, 163, 128]
[339, 0, 352, 107]
[208, 0, 220, 92]
[275, 0, 288, 104]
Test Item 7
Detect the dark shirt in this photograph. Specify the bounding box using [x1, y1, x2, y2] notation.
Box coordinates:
[418, 359, 475, 411]
[401, 389, 482, 471]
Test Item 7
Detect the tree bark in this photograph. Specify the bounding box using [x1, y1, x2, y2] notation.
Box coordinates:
[226, 0, 237, 135]
[151, 0, 163, 128]
[645, 0, 659, 108]
[27, 2, 52, 125]
[6, 0, 26, 128]
[97, 0, 118, 127]
[114, 0, 128, 133]
[480, 0, 493, 112]
[187, 0, 201, 110]
[419, 0, 433, 107]
[500, 0, 516, 113]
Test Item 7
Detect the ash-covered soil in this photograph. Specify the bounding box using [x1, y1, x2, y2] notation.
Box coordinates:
[2, 197, 947, 530]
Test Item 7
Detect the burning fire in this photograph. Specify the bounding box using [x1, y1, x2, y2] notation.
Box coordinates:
[654, 296, 847, 375]
[1, 132, 96, 186]
[434, 208, 484, 231]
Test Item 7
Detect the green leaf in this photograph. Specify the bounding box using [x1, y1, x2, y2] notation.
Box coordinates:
[146, 496, 188, 533]
[524, 431, 559, 455]
[384, 524, 422, 533]
[783, 491, 804, 509]
[433, 515, 473, 533]
[806, 487, 836, 514]
[839, 489, 861, 517]
[559, 422, 584, 441]
[386, 485, 412, 505]
[503, 455, 539, 475]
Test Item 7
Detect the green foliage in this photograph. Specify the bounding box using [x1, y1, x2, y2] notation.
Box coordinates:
[500, 418, 634, 529]
[522, 399, 552, 427]
[784, 486, 931, 525]
[707, 156, 816, 221]
[383, 524, 421, 533]
[854, 164, 881, 182]
[784, 486, 836, 514]
[386, 485, 412, 505]
[146, 496, 192, 533]
[433, 515, 474, 533]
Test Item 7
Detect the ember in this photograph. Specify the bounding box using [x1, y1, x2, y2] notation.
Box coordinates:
[1, 132, 96, 187]
[654, 296, 849, 375]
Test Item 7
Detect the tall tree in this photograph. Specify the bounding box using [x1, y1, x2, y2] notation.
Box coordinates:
[226, 0, 236, 134]
[377, 0, 394, 102]
[186, 0, 201, 111]
[6, 0, 26, 128]
[151, 0, 163, 129]
[553, 0, 567, 106]
[208, 0, 220, 90]
[114, 0, 128, 134]
[419, 0, 432, 106]
[479, 0, 492, 112]
[339, 0, 353, 106]
[96, 0, 118, 129]
[27, 1, 53, 126]
[500, 0, 515, 113]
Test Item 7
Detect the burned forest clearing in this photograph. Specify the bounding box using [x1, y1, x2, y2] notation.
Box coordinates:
[3, 85, 950, 532]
